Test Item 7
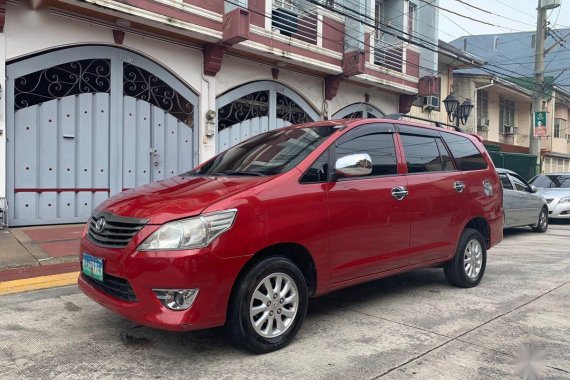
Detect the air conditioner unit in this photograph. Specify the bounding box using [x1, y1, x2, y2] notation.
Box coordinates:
[504, 125, 514, 135]
[422, 95, 439, 110]
[477, 117, 489, 127]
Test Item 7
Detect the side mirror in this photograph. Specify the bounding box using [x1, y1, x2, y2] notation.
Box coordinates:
[334, 153, 372, 178]
[530, 185, 538, 193]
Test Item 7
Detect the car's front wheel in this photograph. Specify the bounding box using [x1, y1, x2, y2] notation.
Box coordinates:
[444, 228, 487, 288]
[227, 256, 308, 354]
[531, 208, 548, 233]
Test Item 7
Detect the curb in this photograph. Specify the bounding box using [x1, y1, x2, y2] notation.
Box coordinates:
[0, 272, 80, 296]
[0, 262, 81, 295]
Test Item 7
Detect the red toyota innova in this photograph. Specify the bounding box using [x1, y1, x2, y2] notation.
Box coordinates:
[79, 116, 503, 353]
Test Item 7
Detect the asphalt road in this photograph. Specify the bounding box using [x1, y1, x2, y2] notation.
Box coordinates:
[1, 222, 569, 379]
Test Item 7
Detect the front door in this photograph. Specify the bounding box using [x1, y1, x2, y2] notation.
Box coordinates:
[328, 124, 410, 283]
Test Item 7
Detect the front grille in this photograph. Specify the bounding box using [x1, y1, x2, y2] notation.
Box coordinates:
[82, 272, 137, 302]
[87, 212, 148, 248]
[546, 199, 554, 204]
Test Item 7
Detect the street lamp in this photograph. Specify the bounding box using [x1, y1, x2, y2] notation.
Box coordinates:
[443, 93, 474, 128]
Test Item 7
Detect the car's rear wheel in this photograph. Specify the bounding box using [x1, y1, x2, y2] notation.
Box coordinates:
[227, 256, 308, 354]
[531, 208, 548, 233]
[444, 228, 487, 288]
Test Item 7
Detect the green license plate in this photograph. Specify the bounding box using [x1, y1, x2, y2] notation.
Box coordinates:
[83, 253, 104, 282]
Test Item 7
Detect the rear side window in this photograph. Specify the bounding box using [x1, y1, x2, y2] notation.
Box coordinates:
[335, 133, 397, 177]
[400, 135, 443, 173]
[441, 133, 488, 171]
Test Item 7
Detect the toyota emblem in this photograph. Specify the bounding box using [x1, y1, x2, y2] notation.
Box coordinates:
[94, 217, 106, 233]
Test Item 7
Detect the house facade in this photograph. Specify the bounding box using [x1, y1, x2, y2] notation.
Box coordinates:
[0, 0, 439, 226]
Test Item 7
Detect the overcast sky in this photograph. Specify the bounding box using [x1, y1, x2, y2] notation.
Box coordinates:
[437, 0, 570, 42]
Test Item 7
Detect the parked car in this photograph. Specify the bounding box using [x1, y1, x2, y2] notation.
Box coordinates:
[78, 117, 503, 353]
[497, 169, 548, 232]
[529, 173, 570, 219]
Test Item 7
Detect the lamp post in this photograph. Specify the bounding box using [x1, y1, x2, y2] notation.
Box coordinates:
[443, 93, 474, 129]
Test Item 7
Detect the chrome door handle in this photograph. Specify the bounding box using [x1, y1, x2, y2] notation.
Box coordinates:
[453, 181, 466, 193]
[391, 186, 408, 200]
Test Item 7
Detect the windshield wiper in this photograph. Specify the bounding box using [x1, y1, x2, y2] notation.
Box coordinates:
[212, 170, 265, 176]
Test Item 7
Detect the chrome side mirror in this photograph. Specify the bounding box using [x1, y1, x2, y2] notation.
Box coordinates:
[530, 185, 538, 193]
[334, 153, 372, 178]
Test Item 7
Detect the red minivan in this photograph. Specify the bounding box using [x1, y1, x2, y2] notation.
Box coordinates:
[78, 117, 503, 353]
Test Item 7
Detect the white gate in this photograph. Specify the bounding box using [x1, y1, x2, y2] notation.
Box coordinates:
[332, 102, 386, 119]
[6, 46, 198, 226]
[216, 81, 320, 152]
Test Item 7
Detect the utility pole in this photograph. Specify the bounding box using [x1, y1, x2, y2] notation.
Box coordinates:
[530, 0, 546, 161]
[530, 0, 561, 171]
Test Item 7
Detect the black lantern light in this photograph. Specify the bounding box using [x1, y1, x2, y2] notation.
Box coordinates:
[443, 93, 474, 127]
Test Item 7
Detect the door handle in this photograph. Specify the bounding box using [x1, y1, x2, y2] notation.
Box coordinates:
[391, 186, 408, 200]
[453, 181, 466, 193]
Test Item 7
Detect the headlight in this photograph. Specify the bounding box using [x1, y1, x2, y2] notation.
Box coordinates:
[139, 209, 237, 251]
[559, 196, 570, 204]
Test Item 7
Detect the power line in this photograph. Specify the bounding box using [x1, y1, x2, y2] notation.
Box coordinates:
[454, 0, 536, 28]
[418, 0, 527, 32]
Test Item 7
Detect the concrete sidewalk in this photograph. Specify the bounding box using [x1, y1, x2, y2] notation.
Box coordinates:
[0, 224, 83, 283]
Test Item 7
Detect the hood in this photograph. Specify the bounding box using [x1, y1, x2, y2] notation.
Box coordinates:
[536, 188, 570, 199]
[96, 175, 270, 224]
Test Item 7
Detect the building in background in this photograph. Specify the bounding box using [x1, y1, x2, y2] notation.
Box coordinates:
[0, 0, 440, 226]
[448, 30, 570, 178]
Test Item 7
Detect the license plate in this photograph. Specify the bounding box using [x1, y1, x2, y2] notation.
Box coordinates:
[82, 253, 104, 282]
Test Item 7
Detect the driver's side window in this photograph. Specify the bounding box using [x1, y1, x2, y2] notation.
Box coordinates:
[335, 133, 397, 178]
[510, 174, 531, 192]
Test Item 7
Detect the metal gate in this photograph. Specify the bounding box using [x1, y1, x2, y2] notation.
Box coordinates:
[216, 81, 319, 152]
[487, 151, 538, 181]
[332, 102, 385, 119]
[6, 46, 199, 226]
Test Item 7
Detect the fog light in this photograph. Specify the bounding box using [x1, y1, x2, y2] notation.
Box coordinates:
[153, 289, 199, 311]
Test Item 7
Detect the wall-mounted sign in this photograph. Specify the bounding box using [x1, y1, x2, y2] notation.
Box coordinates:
[534, 111, 547, 137]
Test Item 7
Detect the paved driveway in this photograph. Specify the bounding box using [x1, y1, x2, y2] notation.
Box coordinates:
[1, 223, 569, 379]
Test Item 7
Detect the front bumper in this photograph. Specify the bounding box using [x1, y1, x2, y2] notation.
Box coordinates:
[78, 229, 250, 331]
[548, 202, 570, 219]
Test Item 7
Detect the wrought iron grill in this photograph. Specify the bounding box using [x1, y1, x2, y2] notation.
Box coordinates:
[14, 59, 111, 110]
[123, 63, 194, 126]
[276, 93, 313, 124]
[218, 91, 270, 131]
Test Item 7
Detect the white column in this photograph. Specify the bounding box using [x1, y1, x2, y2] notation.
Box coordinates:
[199, 75, 217, 163]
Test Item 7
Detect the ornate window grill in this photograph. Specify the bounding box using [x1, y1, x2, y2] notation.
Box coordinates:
[14, 59, 111, 110]
[218, 91, 270, 131]
[276, 93, 313, 124]
[123, 63, 194, 126]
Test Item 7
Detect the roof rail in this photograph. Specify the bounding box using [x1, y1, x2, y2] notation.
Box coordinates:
[384, 113, 464, 133]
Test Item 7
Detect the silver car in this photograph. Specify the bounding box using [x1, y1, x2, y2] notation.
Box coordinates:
[497, 168, 548, 232]
[529, 173, 570, 219]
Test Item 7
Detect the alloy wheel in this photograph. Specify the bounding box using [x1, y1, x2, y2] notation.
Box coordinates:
[464, 239, 483, 279]
[249, 273, 299, 338]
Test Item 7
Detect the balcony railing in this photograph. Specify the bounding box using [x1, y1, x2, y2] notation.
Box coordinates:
[272, 0, 318, 44]
[374, 39, 404, 73]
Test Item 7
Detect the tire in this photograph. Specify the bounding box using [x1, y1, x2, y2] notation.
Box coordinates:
[226, 256, 308, 354]
[531, 208, 548, 233]
[444, 228, 487, 288]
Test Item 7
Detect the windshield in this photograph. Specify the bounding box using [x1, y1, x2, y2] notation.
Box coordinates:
[530, 174, 570, 188]
[191, 126, 338, 176]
